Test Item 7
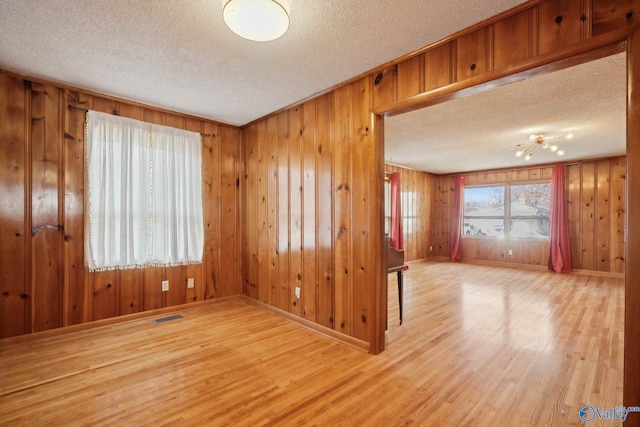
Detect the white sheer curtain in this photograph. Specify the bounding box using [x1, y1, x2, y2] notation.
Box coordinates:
[86, 111, 203, 271]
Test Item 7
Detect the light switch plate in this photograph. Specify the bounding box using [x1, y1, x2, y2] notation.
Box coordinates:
[162, 280, 169, 292]
[187, 277, 194, 288]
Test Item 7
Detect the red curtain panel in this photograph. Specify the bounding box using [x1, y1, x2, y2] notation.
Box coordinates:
[548, 163, 572, 273]
[390, 172, 403, 250]
[450, 173, 463, 262]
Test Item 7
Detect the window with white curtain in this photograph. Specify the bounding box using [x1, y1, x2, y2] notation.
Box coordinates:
[85, 110, 203, 271]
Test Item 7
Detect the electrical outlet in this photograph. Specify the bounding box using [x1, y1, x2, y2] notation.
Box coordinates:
[429, 245, 433, 251]
[187, 277, 194, 289]
[508, 249, 513, 256]
[295, 287, 300, 299]
[162, 280, 169, 292]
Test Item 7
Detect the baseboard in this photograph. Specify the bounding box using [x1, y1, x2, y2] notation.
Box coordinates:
[0, 296, 238, 346]
[409, 257, 624, 279]
[240, 296, 370, 353]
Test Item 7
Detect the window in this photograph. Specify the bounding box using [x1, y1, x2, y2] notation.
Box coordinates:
[463, 182, 550, 239]
[85, 111, 204, 271]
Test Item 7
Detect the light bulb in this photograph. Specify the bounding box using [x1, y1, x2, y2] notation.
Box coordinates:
[515, 150, 524, 158]
[525, 152, 533, 161]
[550, 145, 558, 152]
[557, 150, 565, 156]
[542, 142, 548, 149]
[529, 134, 537, 141]
[566, 133, 573, 139]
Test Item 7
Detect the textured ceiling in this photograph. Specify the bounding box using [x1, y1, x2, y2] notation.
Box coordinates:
[385, 52, 627, 174]
[0, 0, 528, 126]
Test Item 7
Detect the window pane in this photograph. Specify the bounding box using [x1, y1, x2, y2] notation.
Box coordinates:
[511, 218, 550, 238]
[510, 184, 551, 218]
[463, 219, 504, 237]
[464, 186, 505, 216]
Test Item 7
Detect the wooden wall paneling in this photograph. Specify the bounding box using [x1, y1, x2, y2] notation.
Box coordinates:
[516, 169, 530, 181]
[372, 66, 397, 108]
[256, 120, 269, 304]
[581, 161, 596, 270]
[183, 117, 205, 303]
[529, 167, 542, 180]
[142, 266, 165, 311]
[456, 28, 489, 81]
[596, 159, 612, 271]
[611, 156, 626, 273]
[115, 103, 145, 315]
[397, 54, 424, 100]
[316, 93, 334, 329]
[592, 0, 639, 36]
[91, 270, 118, 321]
[277, 111, 291, 311]
[203, 121, 221, 301]
[266, 115, 279, 307]
[566, 164, 583, 269]
[30, 82, 63, 332]
[220, 125, 241, 297]
[289, 106, 303, 317]
[493, 10, 533, 70]
[538, 0, 584, 55]
[425, 42, 455, 91]
[351, 78, 372, 341]
[245, 124, 258, 299]
[0, 75, 28, 338]
[63, 90, 88, 326]
[302, 99, 318, 322]
[333, 84, 353, 335]
[118, 269, 142, 315]
[165, 266, 186, 307]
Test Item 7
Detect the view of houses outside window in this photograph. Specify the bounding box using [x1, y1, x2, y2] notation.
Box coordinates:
[463, 183, 550, 239]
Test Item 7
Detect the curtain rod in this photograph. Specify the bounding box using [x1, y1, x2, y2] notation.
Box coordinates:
[68, 105, 214, 137]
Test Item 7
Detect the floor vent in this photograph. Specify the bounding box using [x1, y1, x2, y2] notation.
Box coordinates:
[152, 314, 183, 324]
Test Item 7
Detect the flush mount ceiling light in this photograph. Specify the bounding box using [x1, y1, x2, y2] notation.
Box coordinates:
[515, 133, 572, 161]
[223, 0, 290, 42]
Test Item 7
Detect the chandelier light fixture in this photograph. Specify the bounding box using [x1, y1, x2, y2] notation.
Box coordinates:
[515, 133, 572, 161]
[223, 0, 290, 42]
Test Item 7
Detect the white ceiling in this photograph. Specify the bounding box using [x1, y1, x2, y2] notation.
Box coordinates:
[0, 0, 528, 126]
[385, 52, 627, 174]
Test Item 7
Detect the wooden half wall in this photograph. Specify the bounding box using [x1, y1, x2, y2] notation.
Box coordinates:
[431, 157, 626, 273]
[0, 74, 242, 339]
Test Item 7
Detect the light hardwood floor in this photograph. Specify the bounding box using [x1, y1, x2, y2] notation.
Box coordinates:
[0, 261, 624, 426]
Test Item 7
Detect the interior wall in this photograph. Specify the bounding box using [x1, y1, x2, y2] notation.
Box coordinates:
[241, 84, 379, 343]
[430, 157, 626, 272]
[0, 74, 242, 339]
[385, 164, 437, 262]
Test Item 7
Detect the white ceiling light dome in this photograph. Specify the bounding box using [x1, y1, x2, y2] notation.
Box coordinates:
[223, 0, 290, 42]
